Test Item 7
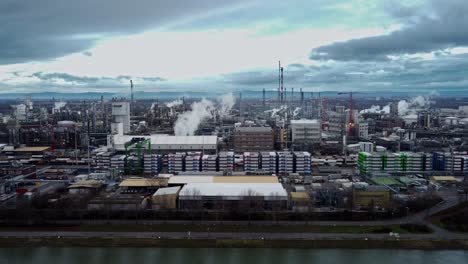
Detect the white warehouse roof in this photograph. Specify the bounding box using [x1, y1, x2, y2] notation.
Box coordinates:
[153, 186, 181, 196]
[168, 176, 214, 184]
[179, 183, 287, 200]
[112, 135, 217, 151]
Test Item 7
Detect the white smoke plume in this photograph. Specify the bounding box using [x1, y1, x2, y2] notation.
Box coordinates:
[293, 107, 301, 117]
[360, 105, 390, 114]
[397, 92, 435, 116]
[173, 93, 236, 136]
[398, 100, 410, 116]
[166, 99, 183, 108]
[382, 105, 390, 113]
[53, 102, 66, 113]
[217, 93, 235, 117]
[174, 99, 215, 136]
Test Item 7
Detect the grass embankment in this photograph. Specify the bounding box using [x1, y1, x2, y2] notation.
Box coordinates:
[0, 223, 432, 234]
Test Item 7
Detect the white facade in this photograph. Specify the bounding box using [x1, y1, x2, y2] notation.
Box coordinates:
[290, 119, 321, 143]
[112, 101, 130, 134]
[359, 142, 373, 152]
[357, 122, 369, 139]
[110, 134, 218, 151]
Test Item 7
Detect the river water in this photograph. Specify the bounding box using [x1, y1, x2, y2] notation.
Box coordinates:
[0, 248, 467, 264]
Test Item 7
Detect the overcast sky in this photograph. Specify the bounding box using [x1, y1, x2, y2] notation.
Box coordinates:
[1, 0, 467, 94]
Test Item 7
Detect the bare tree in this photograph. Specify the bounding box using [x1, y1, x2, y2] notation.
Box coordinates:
[269, 191, 284, 222]
[240, 189, 263, 223]
[183, 188, 202, 223]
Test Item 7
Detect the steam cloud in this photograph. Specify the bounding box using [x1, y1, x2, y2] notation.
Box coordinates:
[360, 105, 390, 114]
[166, 99, 183, 108]
[398, 93, 433, 116]
[218, 93, 235, 117]
[53, 102, 67, 113]
[293, 107, 301, 117]
[173, 93, 236, 136]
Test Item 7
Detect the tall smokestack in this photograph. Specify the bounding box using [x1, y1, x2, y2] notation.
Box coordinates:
[300, 88, 304, 104]
[278, 61, 281, 103]
[239, 92, 242, 118]
[280, 67, 284, 103]
[291, 87, 294, 103]
[130, 80, 134, 104]
[262, 88, 266, 108]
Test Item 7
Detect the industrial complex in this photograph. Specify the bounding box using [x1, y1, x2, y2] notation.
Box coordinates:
[0, 76, 467, 224]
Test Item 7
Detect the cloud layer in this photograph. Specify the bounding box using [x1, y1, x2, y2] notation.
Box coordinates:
[310, 0, 468, 61]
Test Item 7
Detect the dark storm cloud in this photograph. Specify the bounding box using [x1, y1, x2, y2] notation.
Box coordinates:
[310, 0, 468, 61]
[0, 0, 246, 64]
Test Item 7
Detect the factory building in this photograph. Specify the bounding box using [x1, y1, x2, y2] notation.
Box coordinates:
[179, 182, 288, 210]
[290, 119, 321, 143]
[152, 186, 181, 209]
[352, 185, 391, 210]
[233, 126, 274, 153]
[111, 100, 131, 134]
[110, 134, 218, 153]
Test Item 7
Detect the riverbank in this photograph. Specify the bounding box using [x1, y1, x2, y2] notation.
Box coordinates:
[1, 236, 468, 249]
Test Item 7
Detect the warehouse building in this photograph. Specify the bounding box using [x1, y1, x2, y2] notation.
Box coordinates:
[178, 182, 288, 210]
[110, 134, 218, 153]
[119, 177, 168, 193]
[352, 185, 391, 210]
[168, 175, 279, 186]
[152, 186, 181, 209]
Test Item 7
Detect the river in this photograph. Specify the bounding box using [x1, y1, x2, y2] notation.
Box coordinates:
[0, 248, 467, 264]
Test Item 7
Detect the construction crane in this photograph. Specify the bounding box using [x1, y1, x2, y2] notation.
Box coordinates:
[124, 138, 151, 174]
[337, 92, 358, 136]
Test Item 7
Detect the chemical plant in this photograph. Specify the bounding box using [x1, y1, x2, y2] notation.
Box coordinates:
[0, 71, 467, 222]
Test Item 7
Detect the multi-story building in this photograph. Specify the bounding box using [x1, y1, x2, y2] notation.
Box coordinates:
[111, 100, 131, 134]
[277, 151, 294, 175]
[274, 127, 289, 150]
[233, 126, 274, 153]
[260, 151, 277, 174]
[356, 122, 369, 139]
[293, 151, 311, 175]
[433, 152, 468, 172]
[290, 119, 321, 143]
[218, 151, 235, 172]
[243, 152, 260, 173]
[328, 111, 345, 137]
[357, 151, 432, 175]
